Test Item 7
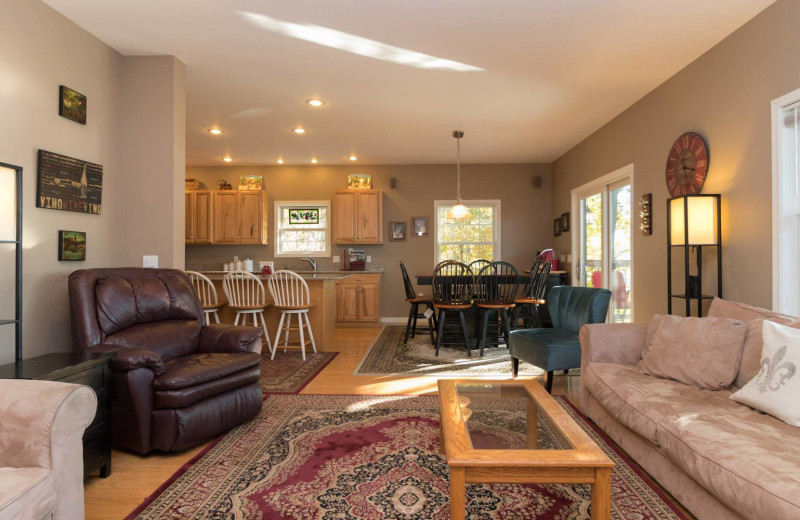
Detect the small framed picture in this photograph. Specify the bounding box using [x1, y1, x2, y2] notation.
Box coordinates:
[390, 221, 407, 241]
[59, 85, 87, 125]
[561, 212, 570, 232]
[239, 175, 263, 190]
[554, 218, 562, 237]
[58, 230, 86, 261]
[289, 208, 320, 224]
[411, 216, 429, 237]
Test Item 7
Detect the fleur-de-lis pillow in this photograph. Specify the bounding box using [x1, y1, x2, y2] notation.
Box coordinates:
[730, 320, 800, 426]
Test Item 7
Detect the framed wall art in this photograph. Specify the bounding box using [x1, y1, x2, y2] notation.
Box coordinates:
[59, 85, 86, 125]
[239, 175, 263, 190]
[390, 221, 407, 241]
[561, 212, 570, 232]
[289, 208, 320, 224]
[58, 230, 86, 261]
[411, 216, 429, 237]
[37, 150, 102, 214]
[554, 218, 562, 237]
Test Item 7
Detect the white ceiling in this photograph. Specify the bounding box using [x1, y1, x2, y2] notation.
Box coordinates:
[45, 0, 775, 166]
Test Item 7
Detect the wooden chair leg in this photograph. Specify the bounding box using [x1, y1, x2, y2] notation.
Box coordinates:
[511, 306, 520, 330]
[410, 303, 419, 339]
[459, 311, 472, 357]
[545, 370, 554, 394]
[271, 312, 285, 360]
[427, 305, 436, 345]
[298, 312, 306, 361]
[435, 310, 447, 356]
[404, 304, 415, 344]
[512, 357, 520, 377]
[479, 309, 490, 357]
[501, 309, 512, 347]
[304, 311, 317, 353]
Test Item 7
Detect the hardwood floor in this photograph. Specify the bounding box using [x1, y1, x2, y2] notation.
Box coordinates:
[82, 325, 579, 519]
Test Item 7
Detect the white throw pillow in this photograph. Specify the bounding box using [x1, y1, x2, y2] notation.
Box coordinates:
[730, 320, 800, 426]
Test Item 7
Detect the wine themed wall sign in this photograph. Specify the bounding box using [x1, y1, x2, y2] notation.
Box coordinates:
[36, 149, 103, 214]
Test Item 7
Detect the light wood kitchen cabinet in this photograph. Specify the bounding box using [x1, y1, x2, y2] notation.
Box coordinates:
[333, 189, 383, 244]
[185, 190, 213, 244]
[335, 273, 381, 324]
[212, 190, 268, 244]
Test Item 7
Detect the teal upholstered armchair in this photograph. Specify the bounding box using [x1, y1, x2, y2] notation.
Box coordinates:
[509, 286, 611, 393]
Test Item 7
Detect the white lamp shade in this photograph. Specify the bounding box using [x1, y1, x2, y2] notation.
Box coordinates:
[670, 196, 718, 245]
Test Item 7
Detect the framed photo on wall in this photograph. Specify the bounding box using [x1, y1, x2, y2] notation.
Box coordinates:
[59, 85, 87, 125]
[390, 221, 407, 241]
[554, 218, 562, 237]
[411, 216, 429, 237]
[58, 230, 86, 261]
[561, 212, 570, 232]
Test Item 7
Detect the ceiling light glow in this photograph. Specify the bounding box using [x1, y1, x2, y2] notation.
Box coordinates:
[277, 159, 285, 164]
[348, 155, 358, 161]
[206, 128, 224, 135]
[239, 12, 483, 72]
[306, 99, 325, 107]
[310, 158, 318, 164]
[222, 156, 233, 162]
[292, 128, 306, 135]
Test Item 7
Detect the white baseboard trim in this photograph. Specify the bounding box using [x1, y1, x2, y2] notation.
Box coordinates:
[380, 317, 407, 325]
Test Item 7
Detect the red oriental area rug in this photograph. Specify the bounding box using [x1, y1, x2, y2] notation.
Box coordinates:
[127, 394, 690, 520]
[259, 351, 337, 394]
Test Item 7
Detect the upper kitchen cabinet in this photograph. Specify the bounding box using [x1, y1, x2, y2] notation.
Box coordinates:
[212, 190, 268, 244]
[185, 190, 213, 244]
[333, 189, 383, 244]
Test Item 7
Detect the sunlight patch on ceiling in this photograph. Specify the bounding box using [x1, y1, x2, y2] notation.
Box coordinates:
[239, 11, 484, 72]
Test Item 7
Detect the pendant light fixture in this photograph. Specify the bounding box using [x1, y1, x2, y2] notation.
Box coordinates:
[446, 130, 470, 220]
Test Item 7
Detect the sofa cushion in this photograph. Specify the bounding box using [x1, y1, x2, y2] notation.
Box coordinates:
[585, 363, 736, 445]
[657, 403, 800, 520]
[731, 320, 800, 426]
[0, 467, 56, 520]
[155, 365, 261, 409]
[105, 320, 202, 361]
[708, 297, 800, 388]
[154, 352, 261, 390]
[638, 314, 746, 390]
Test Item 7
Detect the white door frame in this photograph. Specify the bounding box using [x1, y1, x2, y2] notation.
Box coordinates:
[570, 163, 634, 321]
[771, 87, 800, 313]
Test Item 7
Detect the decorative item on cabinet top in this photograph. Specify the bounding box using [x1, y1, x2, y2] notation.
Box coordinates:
[185, 178, 200, 190]
[239, 175, 263, 190]
[347, 174, 372, 190]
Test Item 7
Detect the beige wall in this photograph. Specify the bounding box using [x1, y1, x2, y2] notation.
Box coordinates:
[551, 0, 800, 321]
[117, 56, 187, 269]
[185, 164, 552, 318]
[0, 0, 186, 362]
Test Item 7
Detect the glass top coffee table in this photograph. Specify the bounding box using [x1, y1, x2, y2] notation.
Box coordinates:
[437, 379, 613, 520]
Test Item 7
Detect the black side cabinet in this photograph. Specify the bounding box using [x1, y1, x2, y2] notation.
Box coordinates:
[0, 353, 113, 477]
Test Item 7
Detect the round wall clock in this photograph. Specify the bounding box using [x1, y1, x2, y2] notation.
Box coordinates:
[665, 132, 709, 196]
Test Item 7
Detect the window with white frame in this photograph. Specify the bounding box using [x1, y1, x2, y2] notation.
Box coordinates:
[434, 200, 501, 264]
[274, 201, 331, 257]
[772, 89, 800, 314]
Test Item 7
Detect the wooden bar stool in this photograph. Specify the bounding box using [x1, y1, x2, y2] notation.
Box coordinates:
[222, 271, 272, 354]
[512, 260, 551, 329]
[187, 271, 223, 325]
[399, 261, 437, 345]
[267, 270, 317, 360]
[432, 261, 475, 357]
[474, 261, 519, 356]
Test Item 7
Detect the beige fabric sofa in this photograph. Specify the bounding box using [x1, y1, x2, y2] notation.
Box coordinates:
[0, 379, 97, 520]
[579, 298, 800, 520]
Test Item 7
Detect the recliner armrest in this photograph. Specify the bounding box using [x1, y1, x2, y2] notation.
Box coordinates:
[87, 344, 166, 376]
[198, 324, 262, 354]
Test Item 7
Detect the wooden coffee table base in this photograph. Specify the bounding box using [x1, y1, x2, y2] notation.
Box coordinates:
[438, 379, 613, 520]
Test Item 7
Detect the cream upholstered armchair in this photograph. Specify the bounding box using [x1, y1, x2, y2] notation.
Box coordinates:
[0, 379, 97, 520]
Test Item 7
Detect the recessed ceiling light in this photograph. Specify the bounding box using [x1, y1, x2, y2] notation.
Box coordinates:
[277, 159, 284, 164]
[305, 99, 325, 108]
[348, 155, 358, 161]
[310, 158, 318, 164]
[221, 156, 233, 163]
[292, 127, 306, 135]
[206, 128, 224, 135]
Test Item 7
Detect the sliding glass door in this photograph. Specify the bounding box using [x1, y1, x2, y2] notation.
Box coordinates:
[573, 168, 633, 323]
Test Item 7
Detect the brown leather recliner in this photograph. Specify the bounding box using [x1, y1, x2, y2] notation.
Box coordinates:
[68, 268, 263, 454]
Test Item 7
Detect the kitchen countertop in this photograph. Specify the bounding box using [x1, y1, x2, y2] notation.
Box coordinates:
[199, 271, 356, 281]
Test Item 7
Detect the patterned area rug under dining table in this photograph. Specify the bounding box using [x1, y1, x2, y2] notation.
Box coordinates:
[353, 325, 548, 377]
[127, 394, 690, 520]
